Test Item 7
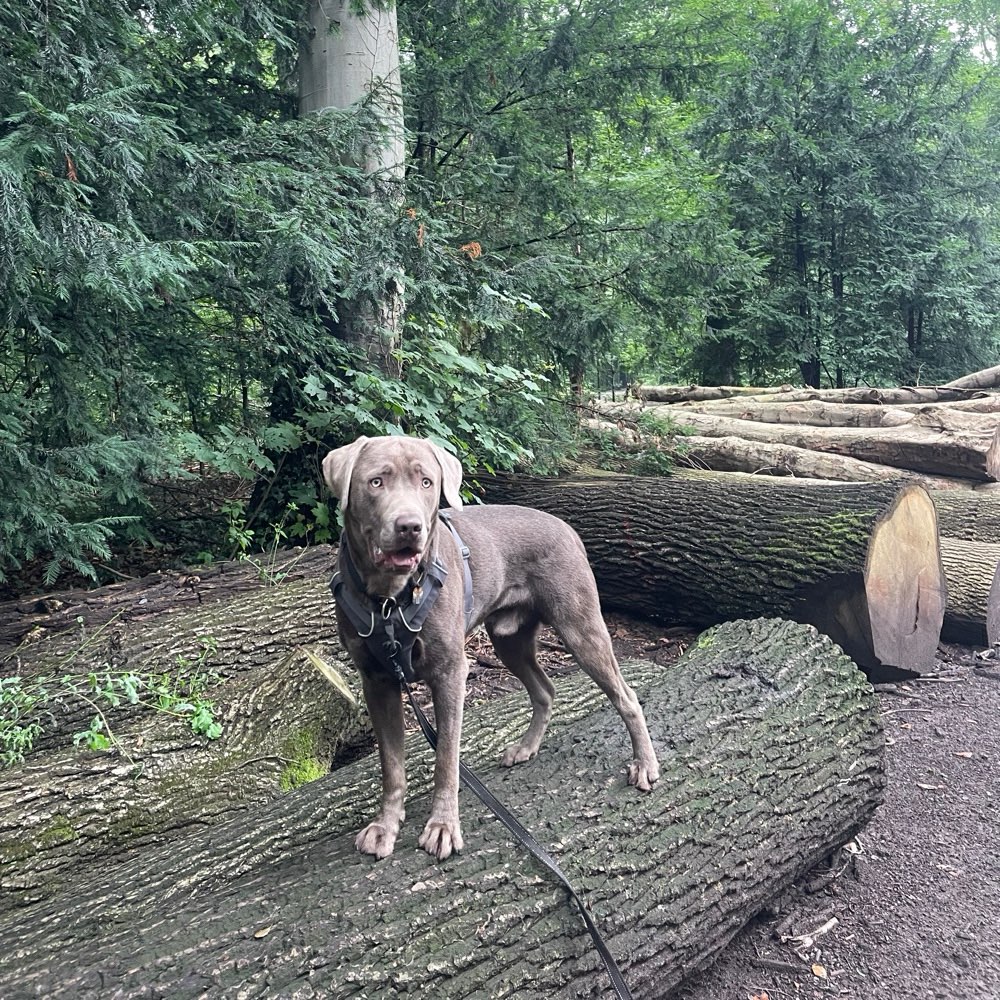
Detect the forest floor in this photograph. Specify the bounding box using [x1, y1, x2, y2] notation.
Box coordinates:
[2, 555, 998, 1000]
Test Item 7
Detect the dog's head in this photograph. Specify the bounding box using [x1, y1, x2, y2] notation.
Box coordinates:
[322, 435, 463, 576]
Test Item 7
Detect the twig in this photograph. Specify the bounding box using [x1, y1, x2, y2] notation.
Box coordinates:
[750, 957, 807, 976]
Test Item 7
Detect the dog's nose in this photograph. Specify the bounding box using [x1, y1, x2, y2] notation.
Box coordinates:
[394, 515, 423, 540]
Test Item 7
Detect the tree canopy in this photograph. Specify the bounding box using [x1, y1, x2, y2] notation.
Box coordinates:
[2, 0, 999, 585]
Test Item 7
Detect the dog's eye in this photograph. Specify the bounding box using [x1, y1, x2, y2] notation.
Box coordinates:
[421, 477, 433, 489]
[369, 477, 383, 488]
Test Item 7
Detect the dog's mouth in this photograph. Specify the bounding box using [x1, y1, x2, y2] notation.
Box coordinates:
[372, 545, 423, 573]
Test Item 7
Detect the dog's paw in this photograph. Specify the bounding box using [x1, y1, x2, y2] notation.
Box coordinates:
[500, 741, 539, 767]
[356, 819, 400, 859]
[418, 817, 464, 861]
[627, 758, 660, 792]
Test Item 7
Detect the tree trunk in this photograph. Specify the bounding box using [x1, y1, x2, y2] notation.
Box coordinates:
[944, 364, 1000, 390]
[635, 384, 797, 403]
[930, 489, 1000, 542]
[299, 0, 405, 370]
[480, 474, 945, 678]
[638, 385, 984, 406]
[938, 538, 1000, 646]
[674, 435, 978, 491]
[0, 618, 885, 1000]
[665, 398, 918, 427]
[1, 569, 366, 908]
[598, 400, 1000, 481]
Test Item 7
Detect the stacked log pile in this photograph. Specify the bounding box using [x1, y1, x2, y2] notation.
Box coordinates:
[585, 364, 1000, 647]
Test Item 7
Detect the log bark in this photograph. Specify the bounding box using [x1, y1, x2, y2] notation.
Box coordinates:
[675, 435, 977, 490]
[938, 538, 1000, 646]
[930, 489, 1000, 542]
[634, 384, 796, 403]
[598, 400, 1000, 481]
[645, 385, 985, 406]
[0, 618, 885, 1000]
[480, 474, 945, 677]
[666, 398, 918, 427]
[1, 571, 366, 908]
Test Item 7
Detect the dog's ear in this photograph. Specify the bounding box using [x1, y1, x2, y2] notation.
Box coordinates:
[431, 443, 464, 510]
[322, 437, 369, 510]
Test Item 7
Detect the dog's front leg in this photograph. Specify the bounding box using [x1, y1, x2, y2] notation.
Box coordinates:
[417, 658, 468, 861]
[356, 670, 407, 859]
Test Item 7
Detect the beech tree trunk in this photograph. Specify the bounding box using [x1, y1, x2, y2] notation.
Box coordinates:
[0, 618, 885, 1000]
[598, 401, 1000, 481]
[481, 474, 945, 677]
[1, 571, 366, 908]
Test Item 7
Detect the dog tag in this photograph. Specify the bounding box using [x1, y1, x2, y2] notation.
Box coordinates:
[412, 585, 424, 604]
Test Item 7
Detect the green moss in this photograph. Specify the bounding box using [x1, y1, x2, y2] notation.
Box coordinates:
[1, 813, 80, 865]
[38, 813, 79, 847]
[279, 728, 327, 791]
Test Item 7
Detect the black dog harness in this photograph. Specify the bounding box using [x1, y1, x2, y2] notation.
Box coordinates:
[329, 510, 473, 682]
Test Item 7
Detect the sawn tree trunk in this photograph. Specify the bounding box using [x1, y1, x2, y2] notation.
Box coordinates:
[599, 400, 1000, 481]
[481, 473, 946, 678]
[1, 564, 366, 908]
[0, 618, 885, 1000]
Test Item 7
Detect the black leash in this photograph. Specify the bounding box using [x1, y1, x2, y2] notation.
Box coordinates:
[392, 656, 634, 1000]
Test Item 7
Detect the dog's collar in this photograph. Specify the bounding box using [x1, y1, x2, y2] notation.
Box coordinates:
[330, 510, 473, 682]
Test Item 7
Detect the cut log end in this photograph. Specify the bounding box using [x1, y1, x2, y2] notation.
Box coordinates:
[864, 485, 946, 672]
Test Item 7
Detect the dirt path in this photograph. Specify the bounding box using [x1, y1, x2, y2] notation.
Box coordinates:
[674, 641, 1000, 1000]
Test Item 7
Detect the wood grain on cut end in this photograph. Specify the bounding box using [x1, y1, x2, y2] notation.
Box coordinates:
[865, 485, 945, 670]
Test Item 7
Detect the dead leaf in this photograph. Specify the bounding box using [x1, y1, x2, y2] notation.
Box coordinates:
[916, 782, 943, 790]
[254, 925, 272, 939]
[811, 963, 828, 979]
[953, 751, 974, 758]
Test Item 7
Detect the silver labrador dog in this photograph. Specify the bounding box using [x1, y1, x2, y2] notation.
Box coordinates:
[323, 434, 660, 861]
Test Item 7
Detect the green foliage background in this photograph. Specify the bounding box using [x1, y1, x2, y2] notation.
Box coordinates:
[2, 0, 999, 584]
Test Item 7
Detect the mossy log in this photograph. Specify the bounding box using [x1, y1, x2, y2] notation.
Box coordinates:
[0, 618, 884, 1000]
[938, 538, 1000, 646]
[0, 571, 366, 908]
[481, 473, 945, 678]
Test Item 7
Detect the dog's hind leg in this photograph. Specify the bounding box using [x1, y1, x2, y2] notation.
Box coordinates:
[550, 604, 660, 791]
[487, 620, 556, 767]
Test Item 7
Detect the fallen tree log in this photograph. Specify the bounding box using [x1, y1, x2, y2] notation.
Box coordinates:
[598, 400, 1000, 481]
[939, 538, 1000, 646]
[930, 489, 1000, 541]
[944, 363, 1000, 391]
[660, 398, 918, 427]
[582, 419, 976, 489]
[657, 385, 985, 406]
[675, 435, 976, 490]
[0, 571, 366, 908]
[634, 384, 797, 403]
[481, 474, 945, 677]
[0, 618, 885, 1000]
